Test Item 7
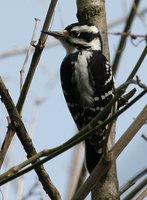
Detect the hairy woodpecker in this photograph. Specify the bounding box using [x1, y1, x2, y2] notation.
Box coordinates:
[43, 23, 114, 173]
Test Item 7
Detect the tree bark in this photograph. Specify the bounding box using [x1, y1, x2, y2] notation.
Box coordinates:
[76, 0, 119, 199]
[76, 0, 109, 59]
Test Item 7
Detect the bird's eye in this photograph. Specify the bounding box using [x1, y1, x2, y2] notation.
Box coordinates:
[70, 31, 80, 38]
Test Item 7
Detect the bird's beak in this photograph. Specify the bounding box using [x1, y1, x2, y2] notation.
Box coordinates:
[42, 30, 69, 40]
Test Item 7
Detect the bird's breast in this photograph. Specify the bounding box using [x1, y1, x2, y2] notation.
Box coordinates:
[72, 51, 94, 106]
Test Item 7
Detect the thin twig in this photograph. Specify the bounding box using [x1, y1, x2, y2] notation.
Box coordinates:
[112, 0, 141, 75]
[16, 21, 40, 197]
[141, 134, 147, 142]
[66, 144, 84, 200]
[0, 41, 59, 60]
[117, 88, 136, 108]
[131, 76, 147, 91]
[20, 18, 40, 91]
[29, 97, 46, 138]
[108, 31, 147, 39]
[123, 178, 147, 200]
[108, 31, 147, 46]
[136, 188, 147, 200]
[0, 0, 58, 170]
[21, 181, 39, 200]
[119, 168, 147, 196]
[17, 0, 58, 113]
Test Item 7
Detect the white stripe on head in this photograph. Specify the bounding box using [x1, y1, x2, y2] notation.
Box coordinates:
[71, 25, 99, 34]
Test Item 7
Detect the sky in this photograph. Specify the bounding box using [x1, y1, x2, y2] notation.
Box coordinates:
[0, 0, 147, 200]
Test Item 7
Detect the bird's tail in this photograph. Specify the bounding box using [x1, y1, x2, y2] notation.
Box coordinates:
[85, 140, 103, 173]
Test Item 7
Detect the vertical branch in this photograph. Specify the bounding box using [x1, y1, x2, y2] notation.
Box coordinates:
[76, 0, 119, 199]
[66, 144, 84, 200]
[20, 18, 40, 91]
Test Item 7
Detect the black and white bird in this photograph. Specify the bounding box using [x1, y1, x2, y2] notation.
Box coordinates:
[43, 23, 114, 173]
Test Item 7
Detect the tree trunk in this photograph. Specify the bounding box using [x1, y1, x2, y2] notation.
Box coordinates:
[76, 0, 119, 199]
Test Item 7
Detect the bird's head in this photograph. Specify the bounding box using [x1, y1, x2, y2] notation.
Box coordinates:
[42, 23, 102, 54]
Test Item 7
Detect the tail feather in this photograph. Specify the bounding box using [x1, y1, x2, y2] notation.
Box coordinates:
[85, 140, 103, 173]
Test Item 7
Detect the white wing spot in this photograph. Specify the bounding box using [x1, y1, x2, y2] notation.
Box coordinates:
[96, 107, 104, 111]
[104, 74, 112, 85]
[103, 135, 107, 140]
[101, 90, 113, 99]
[94, 97, 99, 101]
[89, 107, 96, 112]
[105, 64, 110, 72]
[97, 148, 103, 154]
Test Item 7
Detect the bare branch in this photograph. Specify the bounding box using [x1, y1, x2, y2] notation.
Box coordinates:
[108, 31, 147, 46]
[0, 77, 61, 199]
[0, 41, 59, 60]
[17, 0, 58, 113]
[132, 76, 147, 91]
[136, 188, 147, 200]
[119, 168, 147, 196]
[0, 0, 58, 169]
[112, 0, 142, 75]
[111, 105, 147, 159]
[21, 181, 39, 200]
[117, 88, 136, 108]
[20, 18, 40, 91]
[123, 178, 147, 200]
[141, 134, 147, 142]
[71, 106, 147, 200]
[108, 31, 147, 39]
[66, 144, 84, 200]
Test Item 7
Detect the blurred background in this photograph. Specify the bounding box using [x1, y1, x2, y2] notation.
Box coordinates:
[0, 0, 147, 199]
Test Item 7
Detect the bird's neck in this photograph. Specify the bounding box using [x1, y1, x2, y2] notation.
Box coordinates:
[65, 46, 102, 56]
[61, 39, 102, 56]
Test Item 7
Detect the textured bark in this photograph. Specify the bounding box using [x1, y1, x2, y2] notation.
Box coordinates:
[76, 0, 119, 199]
[76, 0, 109, 59]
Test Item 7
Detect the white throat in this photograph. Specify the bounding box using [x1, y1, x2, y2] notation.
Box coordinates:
[61, 37, 102, 55]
